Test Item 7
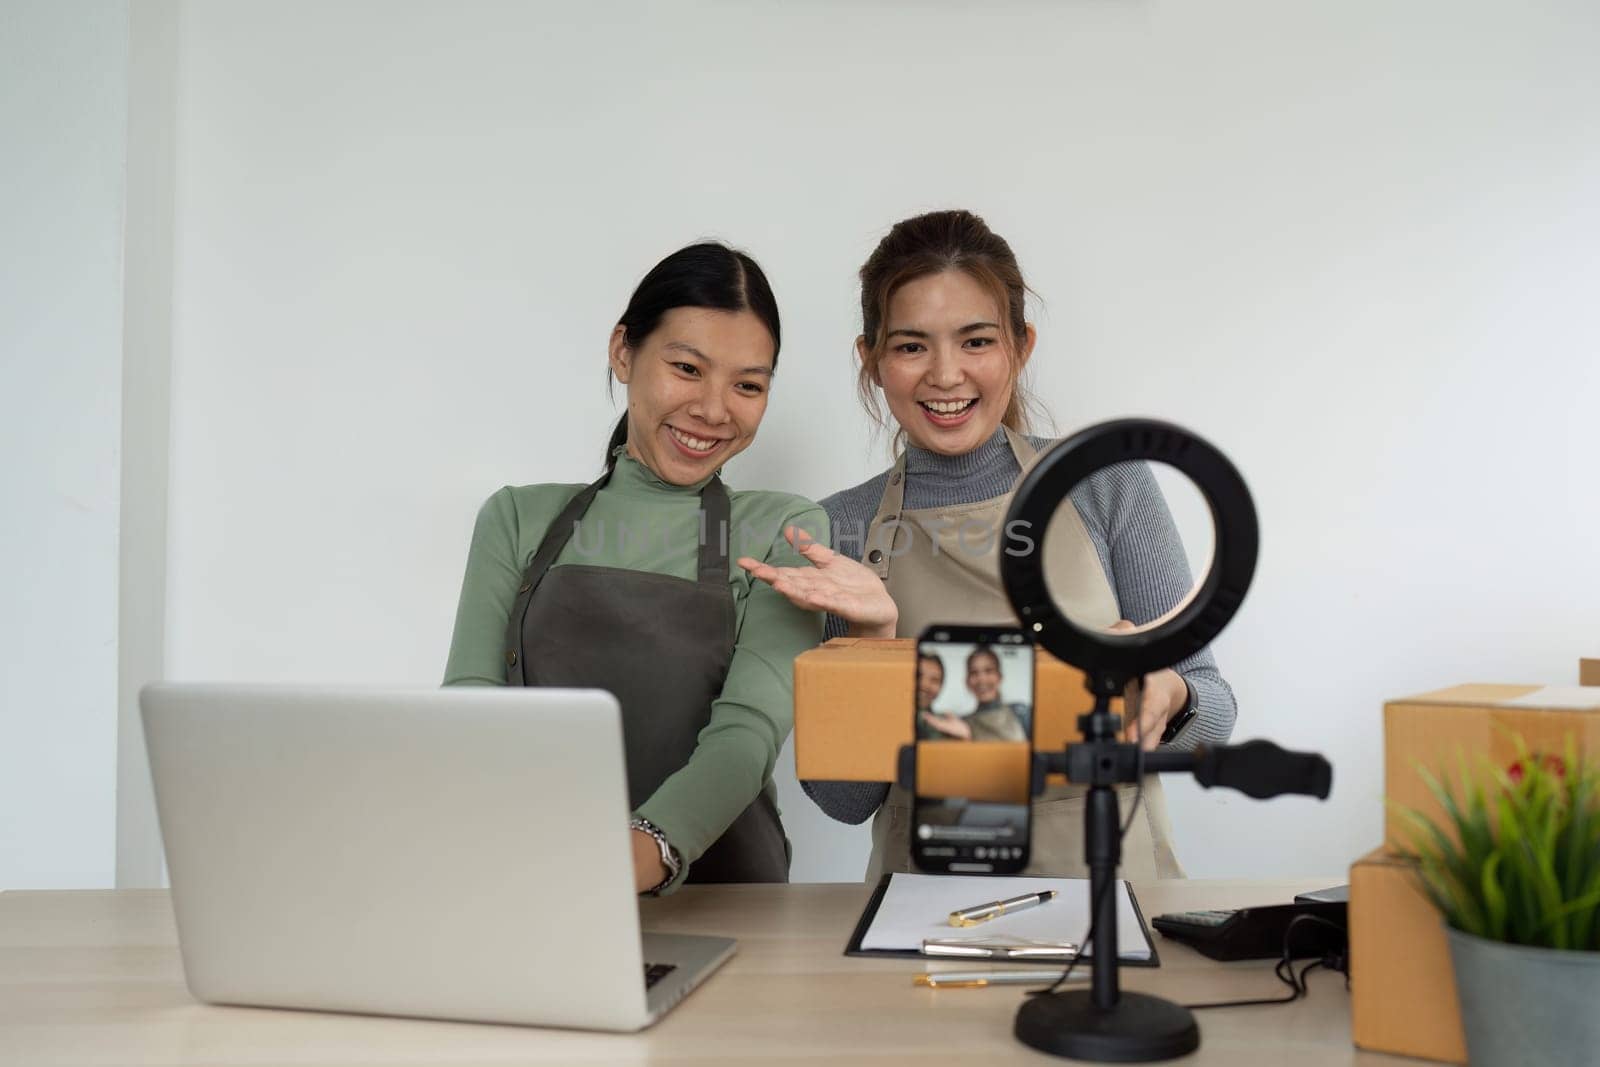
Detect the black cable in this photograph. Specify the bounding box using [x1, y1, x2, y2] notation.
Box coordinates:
[1119, 681, 1150, 838]
[1184, 913, 1349, 1011]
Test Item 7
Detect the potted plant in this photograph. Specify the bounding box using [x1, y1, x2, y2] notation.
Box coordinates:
[1399, 737, 1600, 1067]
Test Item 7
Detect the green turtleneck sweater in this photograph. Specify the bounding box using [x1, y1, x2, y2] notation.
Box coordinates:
[443, 452, 826, 890]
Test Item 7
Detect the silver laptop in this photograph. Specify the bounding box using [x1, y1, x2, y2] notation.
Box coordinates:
[140, 683, 735, 1030]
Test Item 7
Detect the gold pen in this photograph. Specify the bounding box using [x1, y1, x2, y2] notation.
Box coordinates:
[913, 970, 1068, 989]
[948, 888, 1058, 927]
[922, 937, 1079, 960]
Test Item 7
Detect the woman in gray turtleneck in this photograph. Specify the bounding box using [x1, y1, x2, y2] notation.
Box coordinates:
[740, 209, 1236, 880]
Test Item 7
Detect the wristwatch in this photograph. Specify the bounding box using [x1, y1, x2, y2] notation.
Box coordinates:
[629, 817, 682, 895]
[1160, 681, 1199, 745]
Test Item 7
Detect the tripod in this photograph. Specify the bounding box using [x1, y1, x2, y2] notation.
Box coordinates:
[1015, 688, 1333, 1062]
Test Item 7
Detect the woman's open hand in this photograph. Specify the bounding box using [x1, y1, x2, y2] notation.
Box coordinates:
[738, 527, 898, 638]
[1107, 619, 1190, 751]
[919, 710, 973, 740]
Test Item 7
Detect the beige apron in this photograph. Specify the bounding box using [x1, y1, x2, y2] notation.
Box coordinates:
[863, 427, 1184, 882]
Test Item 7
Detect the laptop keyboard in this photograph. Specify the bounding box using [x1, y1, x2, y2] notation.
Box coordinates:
[643, 962, 678, 990]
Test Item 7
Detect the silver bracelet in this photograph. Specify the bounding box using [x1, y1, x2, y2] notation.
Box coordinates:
[629, 817, 681, 894]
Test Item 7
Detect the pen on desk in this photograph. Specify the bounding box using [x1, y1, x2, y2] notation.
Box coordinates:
[913, 970, 1074, 989]
[922, 938, 1079, 960]
[948, 889, 1058, 927]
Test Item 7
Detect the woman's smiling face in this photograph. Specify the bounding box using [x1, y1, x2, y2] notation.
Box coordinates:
[866, 270, 1034, 456]
[966, 650, 1002, 705]
[608, 306, 776, 485]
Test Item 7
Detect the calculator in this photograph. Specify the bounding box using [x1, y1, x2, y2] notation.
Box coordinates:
[1150, 901, 1347, 961]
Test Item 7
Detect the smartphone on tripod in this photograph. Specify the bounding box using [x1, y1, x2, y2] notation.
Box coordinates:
[911, 624, 1035, 874]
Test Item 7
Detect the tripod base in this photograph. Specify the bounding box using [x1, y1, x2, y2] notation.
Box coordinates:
[1015, 990, 1200, 1062]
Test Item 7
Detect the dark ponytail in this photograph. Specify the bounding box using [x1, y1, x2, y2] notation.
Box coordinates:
[605, 242, 781, 472]
[605, 414, 629, 464]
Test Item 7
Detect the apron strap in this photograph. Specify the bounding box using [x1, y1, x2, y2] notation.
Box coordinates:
[503, 474, 608, 685]
[503, 470, 731, 684]
[865, 429, 1037, 583]
[1001, 424, 1040, 474]
[697, 476, 731, 584]
[862, 457, 907, 581]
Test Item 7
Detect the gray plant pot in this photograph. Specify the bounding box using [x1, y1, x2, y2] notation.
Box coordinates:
[1445, 925, 1600, 1066]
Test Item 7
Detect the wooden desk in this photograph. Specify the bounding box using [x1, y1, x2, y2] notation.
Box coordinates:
[0, 881, 1402, 1065]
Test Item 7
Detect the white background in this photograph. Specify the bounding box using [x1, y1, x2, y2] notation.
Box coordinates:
[1, 0, 127, 888]
[4, 0, 1598, 888]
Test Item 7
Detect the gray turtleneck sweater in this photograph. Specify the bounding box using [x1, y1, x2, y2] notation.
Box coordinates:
[802, 429, 1238, 825]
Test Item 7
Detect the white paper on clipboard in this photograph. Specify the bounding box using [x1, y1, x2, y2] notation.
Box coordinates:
[858, 873, 1151, 960]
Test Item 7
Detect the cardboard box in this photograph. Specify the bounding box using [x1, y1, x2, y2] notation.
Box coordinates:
[1349, 846, 1467, 1063]
[1356, 665, 1600, 1062]
[1383, 684, 1600, 851]
[793, 638, 1120, 783]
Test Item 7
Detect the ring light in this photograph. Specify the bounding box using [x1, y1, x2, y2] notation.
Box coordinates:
[1000, 418, 1259, 695]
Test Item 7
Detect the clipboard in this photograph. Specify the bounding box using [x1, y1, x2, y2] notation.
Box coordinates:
[844, 873, 1161, 968]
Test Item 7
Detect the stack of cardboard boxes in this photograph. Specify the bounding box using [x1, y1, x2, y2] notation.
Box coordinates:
[1350, 661, 1600, 1062]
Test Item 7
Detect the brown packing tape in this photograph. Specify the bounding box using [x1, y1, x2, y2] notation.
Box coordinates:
[1349, 847, 1466, 1063]
[1383, 685, 1600, 851]
[915, 741, 1032, 805]
[793, 638, 1122, 783]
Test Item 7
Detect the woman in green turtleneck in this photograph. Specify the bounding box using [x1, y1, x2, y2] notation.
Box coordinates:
[443, 243, 826, 895]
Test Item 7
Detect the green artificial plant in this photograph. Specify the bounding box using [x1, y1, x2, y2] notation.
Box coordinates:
[1398, 735, 1600, 951]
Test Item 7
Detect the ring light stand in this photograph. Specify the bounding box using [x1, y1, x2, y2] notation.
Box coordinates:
[995, 419, 1333, 1062]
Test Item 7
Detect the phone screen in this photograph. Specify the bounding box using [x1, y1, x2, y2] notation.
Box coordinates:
[911, 626, 1035, 874]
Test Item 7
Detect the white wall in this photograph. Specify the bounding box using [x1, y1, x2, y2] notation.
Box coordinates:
[116, 0, 179, 889]
[0, 0, 128, 889]
[131, 0, 1600, 884]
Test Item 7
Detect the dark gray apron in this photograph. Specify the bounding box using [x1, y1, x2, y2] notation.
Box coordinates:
[501, 472, 789, 883]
